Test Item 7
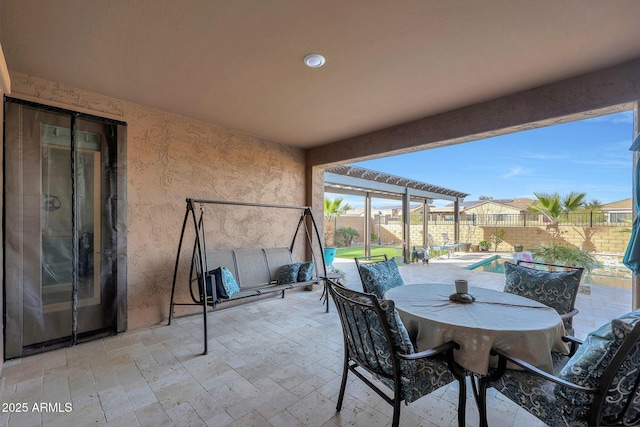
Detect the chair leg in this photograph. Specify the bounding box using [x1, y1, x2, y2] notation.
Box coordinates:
[457, 376, 466, 427]
[477, 376, 490, 427]
[392, 398, 401, 427]
[336, 356, 349, 411]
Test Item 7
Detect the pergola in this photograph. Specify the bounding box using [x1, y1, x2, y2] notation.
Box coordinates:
[324, 165, 469, 262]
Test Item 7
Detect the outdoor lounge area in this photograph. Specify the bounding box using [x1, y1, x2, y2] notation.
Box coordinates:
[3, 3, 640, 427]
[0, 253, 631, 426]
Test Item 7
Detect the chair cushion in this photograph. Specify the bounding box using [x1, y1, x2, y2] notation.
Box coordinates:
[504, 261, 581, 316]
[494, 351, 573, 425]
[358, 259, 404, 298]
[378, 299, 458, 403]
[297, 261, 315, 282]
[555, 311, 640, 423]
[277, 263, 301, 285]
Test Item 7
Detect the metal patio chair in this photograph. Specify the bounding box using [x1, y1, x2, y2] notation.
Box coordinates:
[328, 280, 467, 427]
[476, 310, 640, 427]
[426, 233, 445, 258]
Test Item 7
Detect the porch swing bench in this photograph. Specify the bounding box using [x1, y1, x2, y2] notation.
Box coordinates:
[168, 198, 327, 354]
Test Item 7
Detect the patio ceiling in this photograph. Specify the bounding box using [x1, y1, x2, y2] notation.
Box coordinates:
[325, 165, 469, 202]
[2, 1, 640, 148]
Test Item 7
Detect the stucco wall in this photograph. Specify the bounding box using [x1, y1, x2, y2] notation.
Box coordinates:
[8, 72, 307, 330]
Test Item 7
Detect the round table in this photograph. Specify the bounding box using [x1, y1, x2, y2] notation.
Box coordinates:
[384, 283, 569, 375]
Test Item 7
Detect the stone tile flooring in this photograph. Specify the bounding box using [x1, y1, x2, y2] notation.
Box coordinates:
[0, 253, 633, 426]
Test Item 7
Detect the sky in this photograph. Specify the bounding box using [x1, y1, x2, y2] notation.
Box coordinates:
[326, 110, 635, 208]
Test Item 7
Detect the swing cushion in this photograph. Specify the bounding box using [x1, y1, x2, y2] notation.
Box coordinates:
[297, 261, 315, 282]
[278, 263, 301, 285]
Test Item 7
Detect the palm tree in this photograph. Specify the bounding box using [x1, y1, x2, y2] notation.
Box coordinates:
[529, 191, 593, 270]
[529, 191, 586, 226]
[324, 197, 352, 246]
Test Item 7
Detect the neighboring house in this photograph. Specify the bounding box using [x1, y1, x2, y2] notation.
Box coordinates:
[602, 198, 632, 223]
[427, 198, 535, 222]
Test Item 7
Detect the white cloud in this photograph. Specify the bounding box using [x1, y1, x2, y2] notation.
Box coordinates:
[501, 167, 522, 178]
[589, 110, 634, 124]
[501, 166, 530, 178]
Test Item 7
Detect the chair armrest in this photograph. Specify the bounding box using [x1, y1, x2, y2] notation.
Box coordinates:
[562, 334, 583, 356]
[562, 335, 583, 346]
[490, 348, 595, 393]
[397, 341, 460, 361]
[560, 308, 579, 321]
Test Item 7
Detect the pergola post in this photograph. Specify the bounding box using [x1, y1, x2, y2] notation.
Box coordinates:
[364, 192, 372, 257]
[402, 189, 411, 263]
[454, 198, 461, 243]
[422, 199, 428, 248]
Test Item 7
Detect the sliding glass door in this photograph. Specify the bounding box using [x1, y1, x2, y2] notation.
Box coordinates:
[4, 99, 127, 358]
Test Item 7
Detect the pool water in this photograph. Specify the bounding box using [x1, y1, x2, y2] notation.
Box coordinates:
[467, 256, 633, 289]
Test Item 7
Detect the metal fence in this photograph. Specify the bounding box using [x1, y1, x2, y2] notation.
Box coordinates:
[387, 212, 632, 228]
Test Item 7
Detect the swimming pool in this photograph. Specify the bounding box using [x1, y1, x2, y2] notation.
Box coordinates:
[466, 256, 633, 289]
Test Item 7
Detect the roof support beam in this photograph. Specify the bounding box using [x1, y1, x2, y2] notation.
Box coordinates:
[308, 58, 640, 168]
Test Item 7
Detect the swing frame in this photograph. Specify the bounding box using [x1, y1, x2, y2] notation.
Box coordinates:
[168, 198, 327, 354]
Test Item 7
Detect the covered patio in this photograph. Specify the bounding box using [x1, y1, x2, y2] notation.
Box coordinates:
[0, 253, 630, 426]
[2, 2, 640, 426]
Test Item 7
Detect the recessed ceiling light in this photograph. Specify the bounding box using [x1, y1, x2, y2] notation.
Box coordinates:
[304, 53, 326, 68]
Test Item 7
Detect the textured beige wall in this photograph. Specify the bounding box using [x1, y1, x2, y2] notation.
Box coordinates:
[8, 72, 307, 330]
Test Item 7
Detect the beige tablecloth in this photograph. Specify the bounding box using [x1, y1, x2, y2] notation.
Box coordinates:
[384, 284, 569, 375]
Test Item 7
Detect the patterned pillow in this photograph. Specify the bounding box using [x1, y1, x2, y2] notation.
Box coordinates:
[210, 267, 239, 299]
[204, 269, 218, 298]
[278, 263, 301, 285]
[504, 261, 581, 315]
[358, 259, 404, 298]
[220, 267, 240, 297]
[555, 311, 640, 421]
[297, 261, 315, 282]
[379, 298, 414, 355]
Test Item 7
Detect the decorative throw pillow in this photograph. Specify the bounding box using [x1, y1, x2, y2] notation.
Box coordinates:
[297, 261, 315, 282]
[220, 267, 240, 297]
[206, 267, 225, 298]
[206, 267, 238, 299]
[503, 261, 582, 315]
[278, 263, 301, 285]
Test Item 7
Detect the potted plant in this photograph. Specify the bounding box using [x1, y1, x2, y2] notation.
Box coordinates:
[514, 243, 524, 252]
[530, 241, 595, 272]
[479, 241, 491, 251]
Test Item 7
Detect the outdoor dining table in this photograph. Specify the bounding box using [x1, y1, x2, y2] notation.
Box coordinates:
[384, 283, 569, 375]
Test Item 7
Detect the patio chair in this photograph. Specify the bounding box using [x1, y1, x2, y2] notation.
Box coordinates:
[426, 234, 444, 258]
[441, 232, 461, 255]
[355, 254, 404, 298]
[504, 260, 584, 336]
[476, 310, 640, 427]
[328, 280, 467, 427]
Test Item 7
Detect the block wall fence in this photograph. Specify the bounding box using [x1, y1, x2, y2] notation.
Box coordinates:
[331, 217, 630, 259]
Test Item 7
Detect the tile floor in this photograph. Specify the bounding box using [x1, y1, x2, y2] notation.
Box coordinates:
[0, 253, 633, 426]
